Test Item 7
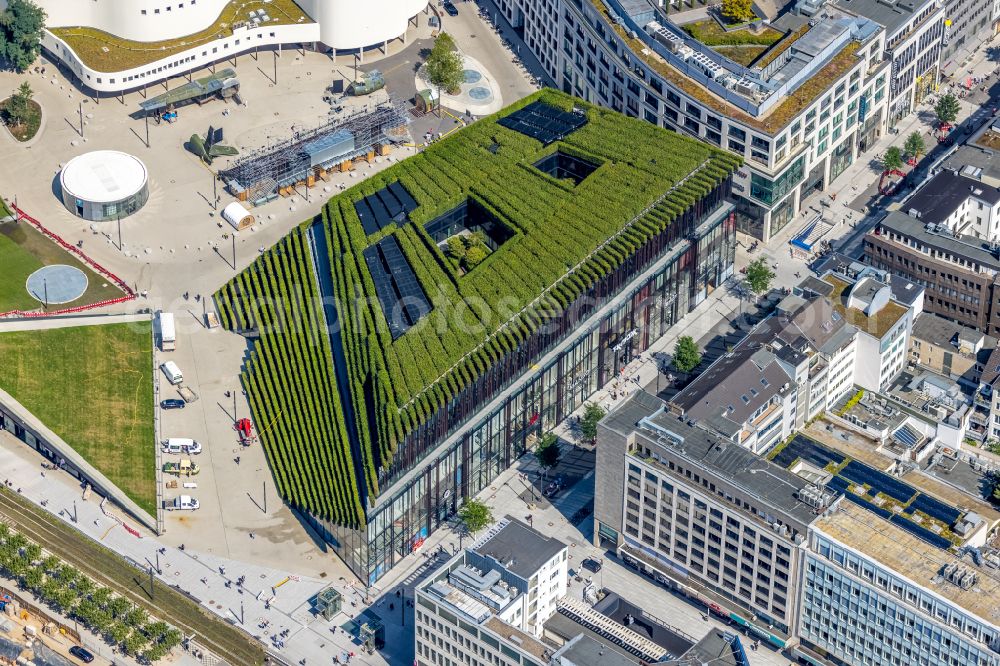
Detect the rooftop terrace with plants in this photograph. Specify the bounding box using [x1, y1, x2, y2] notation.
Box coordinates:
[50, 0, 310, 72]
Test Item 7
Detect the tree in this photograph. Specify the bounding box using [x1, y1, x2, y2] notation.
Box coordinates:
[720, 0, 755, 23]
[934, 93, 960, 127]
[744, 258, 774, 298]
[446, 235, 464, 260]
[904, 131, 925, 163]
[0, 0, 46, 73]
[579, 402, 606, 444]
[458, 499, 493, 535]
[425, 32, 464, 95]
[534, 432, 560, 472]
[673, 336, 701, 374]
[881, 146, 904, 175]
[122, 630, 148, 657]
[463, 244, 488, 270]
[4, 81, 32, 128]
[988, 471, 1000, 502]
[105, 621, 130, 645]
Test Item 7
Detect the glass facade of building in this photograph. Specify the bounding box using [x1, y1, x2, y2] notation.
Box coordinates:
[801, 534, 1000, 666]
[748, 157, 805, 207]
[305, 199, 738, 584]
[61, 185, 149, 222]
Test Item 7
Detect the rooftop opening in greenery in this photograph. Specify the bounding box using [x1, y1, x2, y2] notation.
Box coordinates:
[532, 150, 600, 186]
[215, 90, 740, 527]
[49, 0, 310, 73]
[425, 197, 517, 276]
[355, 181, 418, 236]
[497, 101, 588, 144]
[363, 234, 431, 339]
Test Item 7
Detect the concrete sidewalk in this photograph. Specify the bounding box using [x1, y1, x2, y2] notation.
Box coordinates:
[0, 432, 389, 666]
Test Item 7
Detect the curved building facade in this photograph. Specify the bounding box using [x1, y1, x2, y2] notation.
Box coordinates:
[14, 0, 428, 93]
[60, 150, 149, 221]
[297, 0, 428, 51]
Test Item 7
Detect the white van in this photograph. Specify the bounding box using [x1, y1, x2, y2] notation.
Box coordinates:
[160, 361, 183, 385]
[161, 438, 202, 455]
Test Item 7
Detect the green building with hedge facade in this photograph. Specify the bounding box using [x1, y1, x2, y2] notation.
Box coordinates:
[216, 90, 741, 584]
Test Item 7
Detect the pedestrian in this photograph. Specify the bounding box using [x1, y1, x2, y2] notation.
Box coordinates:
[249, 532, 255, 539]
[93, 519, 99, 526]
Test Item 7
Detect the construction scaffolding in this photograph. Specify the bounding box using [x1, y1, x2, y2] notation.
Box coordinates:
[219, 102, 410, 205]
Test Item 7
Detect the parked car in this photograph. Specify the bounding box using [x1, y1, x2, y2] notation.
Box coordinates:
[443, 1, 458, 15]
[69, 646, 95, 663]
[160, 399, 185, 410]
[581, 557, 602, 573]
[160, 360, 183, 385]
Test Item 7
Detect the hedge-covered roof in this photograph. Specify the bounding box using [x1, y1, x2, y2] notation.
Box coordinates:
[216, 90, 740, 526]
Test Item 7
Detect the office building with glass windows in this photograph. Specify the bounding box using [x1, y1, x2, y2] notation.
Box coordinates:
[799, 500, 1000, 666]
[593, 391, 837, 647]
[493, 0, 895, 241]
[219, 90, 740, 585]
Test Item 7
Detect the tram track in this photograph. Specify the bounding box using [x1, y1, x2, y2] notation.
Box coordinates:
[0, 488, 265, 665]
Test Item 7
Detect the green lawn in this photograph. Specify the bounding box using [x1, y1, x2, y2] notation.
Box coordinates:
[0, 228, 44, 312]
[0, 221, 124, 313]
[50, 0, 309, 72]
[0, 322, 156, 516]
[714, 44, 770, 66]
[681, 19, 783, 47]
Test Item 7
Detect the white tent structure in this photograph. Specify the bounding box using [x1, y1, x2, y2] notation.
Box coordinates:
[222, 202, 255, 230]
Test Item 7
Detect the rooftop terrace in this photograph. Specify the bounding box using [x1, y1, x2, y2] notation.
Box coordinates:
[50, 0, 311, 72]
[814, 501, 1000, 621]
[824, 275, 907, 339]
[588, 0, 868, 135]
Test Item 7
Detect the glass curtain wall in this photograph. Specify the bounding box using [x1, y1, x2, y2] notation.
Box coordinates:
[314, 206, 736, 583]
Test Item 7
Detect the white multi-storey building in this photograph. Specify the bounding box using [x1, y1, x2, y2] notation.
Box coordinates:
[12, 0, 428, 93]
[904, 168, 1000, 241]
[495, 0, 893, 241]
[415, 517, 568, 666]
[666, 262, 921, 454]
[836, 0, 945, 125]
[594, 391, 834, 645]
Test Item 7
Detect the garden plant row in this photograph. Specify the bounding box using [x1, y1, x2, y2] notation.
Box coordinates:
[216, 90, 739, 525]
[0, 522, 181, 661]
